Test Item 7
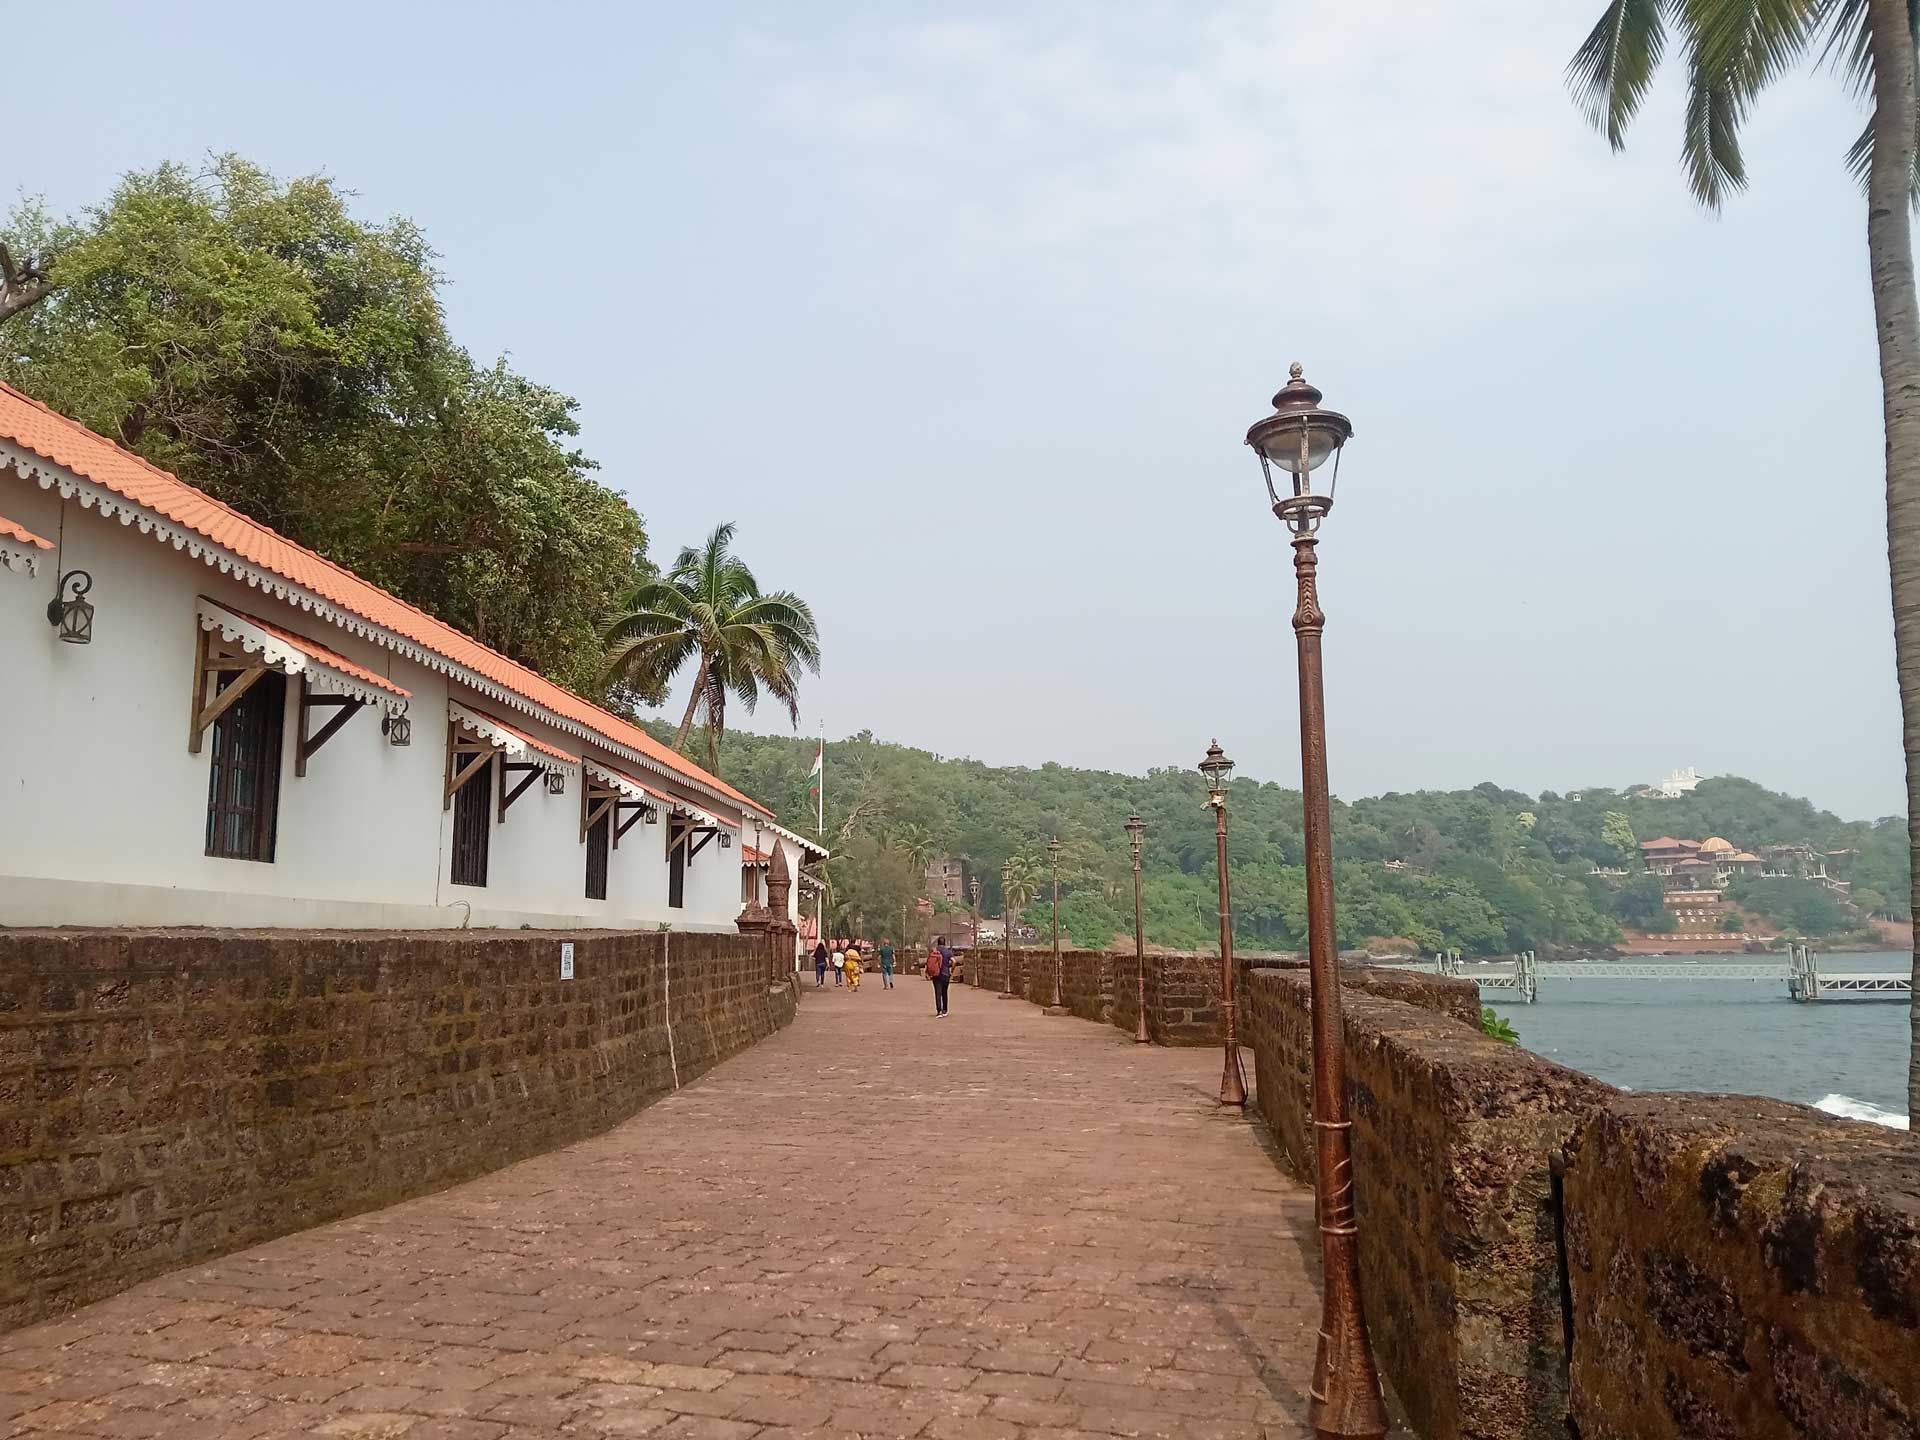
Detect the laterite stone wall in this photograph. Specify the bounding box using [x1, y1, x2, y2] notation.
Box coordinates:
[1563, 1094, 1919, 1440]
[0, 928, 794, 1331]
[1245, 964, 1920, 1440]
[1246, 965, 1609, 1440]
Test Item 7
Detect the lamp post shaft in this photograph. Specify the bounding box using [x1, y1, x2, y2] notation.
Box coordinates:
[1130, 838, 1149, 1044]
[971, 898, 980, 966]
[1003, 876, 1013, 996]
[1050, 855, 1063, 1009]
[1293, 533, 1386, 1440]
[1213, 800, 1247, 1107]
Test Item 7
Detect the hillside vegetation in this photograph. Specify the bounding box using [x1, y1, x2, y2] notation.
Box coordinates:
[681, 726, 1909, 954]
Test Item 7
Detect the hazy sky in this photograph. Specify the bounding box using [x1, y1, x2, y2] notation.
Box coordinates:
[9, 3, 1903, 819]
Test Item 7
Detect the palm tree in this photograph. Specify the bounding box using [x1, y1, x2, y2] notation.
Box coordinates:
[602, 522, 820, 773]
[1568, 0, 1920, 1116]
[1004, 852, 1043, 923]
[894, 824, 937, 873]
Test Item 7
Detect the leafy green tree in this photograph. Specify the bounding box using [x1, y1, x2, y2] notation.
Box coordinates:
[1601, 811, 1637, 863]
[1058, 891, 1129, 949]
[601, 522, 820, 773]
[1616, 876, 1673, 932]
[0, 156, 647, 692]
[1732, 877, 1852, 936]
[1567, 0, 1920, 1143]
[826, 833, 919, 939]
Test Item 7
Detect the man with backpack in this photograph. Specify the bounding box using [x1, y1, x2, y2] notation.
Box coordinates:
[927, 936, 953, 1017]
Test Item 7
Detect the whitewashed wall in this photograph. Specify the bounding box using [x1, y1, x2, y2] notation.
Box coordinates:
[0, 478, 760, 931]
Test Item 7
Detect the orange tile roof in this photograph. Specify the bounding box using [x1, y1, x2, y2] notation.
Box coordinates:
[0, 512, 52, 550]
[0, 381, 764, 814]
[223, 604, 410, 698]
[460, 706, 578, 766]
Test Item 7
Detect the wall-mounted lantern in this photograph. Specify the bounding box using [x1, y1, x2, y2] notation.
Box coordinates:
[45, 570, 94, 645]
[719, 831, 733, 849]
[545, 770, 567, 796]
[381, 704, 412, 747]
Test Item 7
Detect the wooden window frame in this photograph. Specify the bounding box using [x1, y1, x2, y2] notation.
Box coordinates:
[204, 669, 287, 863]
[585, 810, 609, 901]
[449, 728, 494, 889]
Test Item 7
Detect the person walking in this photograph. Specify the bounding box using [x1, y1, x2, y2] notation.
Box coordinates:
[878, 938, 895, 989]
[831, 941, 845, 986]
[845, 945, 862, 992]
[929, 935, 953, 1017]
[812, 939, 829, 987]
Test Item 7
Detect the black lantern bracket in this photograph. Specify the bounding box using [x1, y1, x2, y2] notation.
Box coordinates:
[46, 569, 95, 644]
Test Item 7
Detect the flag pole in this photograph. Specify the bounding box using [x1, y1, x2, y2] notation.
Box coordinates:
[817, 720, 825, 838]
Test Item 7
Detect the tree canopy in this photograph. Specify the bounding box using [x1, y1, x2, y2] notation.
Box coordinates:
[1, 155, 650, 693]
[682, 723, 1906, 954]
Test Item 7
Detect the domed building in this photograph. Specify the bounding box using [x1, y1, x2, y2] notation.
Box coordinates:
[1699, 836, 1734, 856]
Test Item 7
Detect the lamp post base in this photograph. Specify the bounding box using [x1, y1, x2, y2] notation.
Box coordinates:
[1044, 1005, 1068, 1016]
[997, 992, 1023, 1000]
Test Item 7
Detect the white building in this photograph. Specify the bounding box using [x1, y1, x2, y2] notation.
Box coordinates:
[0, 383, 825, 934]
[1640, 767, 1703, 799]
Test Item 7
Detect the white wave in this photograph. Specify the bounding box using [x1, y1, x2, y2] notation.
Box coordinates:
[1812, 1094, 1910, 1130]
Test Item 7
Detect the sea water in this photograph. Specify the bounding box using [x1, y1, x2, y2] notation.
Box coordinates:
[1484, 951, 1910, 1129]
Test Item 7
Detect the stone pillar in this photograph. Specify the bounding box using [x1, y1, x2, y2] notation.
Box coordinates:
[764, 841, 798, 988]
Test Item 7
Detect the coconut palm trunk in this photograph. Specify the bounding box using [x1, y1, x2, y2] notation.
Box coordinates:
[1863, 0, 1920, 1118]
[672, 656, 710, 750]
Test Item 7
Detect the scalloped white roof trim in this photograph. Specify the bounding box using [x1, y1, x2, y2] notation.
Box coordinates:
[450, 700, 577, 774]
[196, 597, 408, 714]
[5, 439, 761, 820]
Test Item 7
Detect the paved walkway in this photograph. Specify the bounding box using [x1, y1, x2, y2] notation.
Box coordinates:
[1, 979, 1326, 1439]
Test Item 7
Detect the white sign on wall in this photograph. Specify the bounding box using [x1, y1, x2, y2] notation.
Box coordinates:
[560, 942, 575, 981]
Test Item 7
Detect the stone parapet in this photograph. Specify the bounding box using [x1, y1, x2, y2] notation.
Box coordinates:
[1246, 965, 1611, 1440]
[0, 928, 794, 1331]
[1563, 1093, 1919, 1440]
[1243, 963, 1919, 1440]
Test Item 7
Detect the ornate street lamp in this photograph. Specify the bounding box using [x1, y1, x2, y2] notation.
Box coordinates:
[1000, 861, 1016, 998]
[1200, 741, 1247, 1109]
[968, 876, 982, 974]
[1046, 836, 1064, 1012]
[1124, 811, 1148, 1044]
[1246, 363, 1386, 1438]
[381, 704, 412, 747]
[45, 569, 94, 644]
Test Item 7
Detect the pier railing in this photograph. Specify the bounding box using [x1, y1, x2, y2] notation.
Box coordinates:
[1408, 944, 1909, 1004]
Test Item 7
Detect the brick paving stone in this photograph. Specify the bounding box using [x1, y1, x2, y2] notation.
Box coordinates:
[0, 984, 1327, 1437]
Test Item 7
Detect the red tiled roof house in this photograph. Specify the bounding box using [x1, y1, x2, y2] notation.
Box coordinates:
[0, 383, 824, 931]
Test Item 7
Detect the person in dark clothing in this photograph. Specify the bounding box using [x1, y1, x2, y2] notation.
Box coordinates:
[932, 935, 953, 1017]
[878, 938, 895, 989]
[812, 939, 829, 987]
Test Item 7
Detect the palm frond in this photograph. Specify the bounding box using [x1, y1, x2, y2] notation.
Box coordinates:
[1682, 50, 1750, 206]
[1814, 0, 1874, 96]
[1691, 0, 1818, 98]
[598, 629, 695, 689]
[1829, 0, 1920, 203]
[1570, 0, 1674, 147]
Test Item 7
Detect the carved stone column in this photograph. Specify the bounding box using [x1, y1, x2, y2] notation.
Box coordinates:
[763, 841, 799, 988]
